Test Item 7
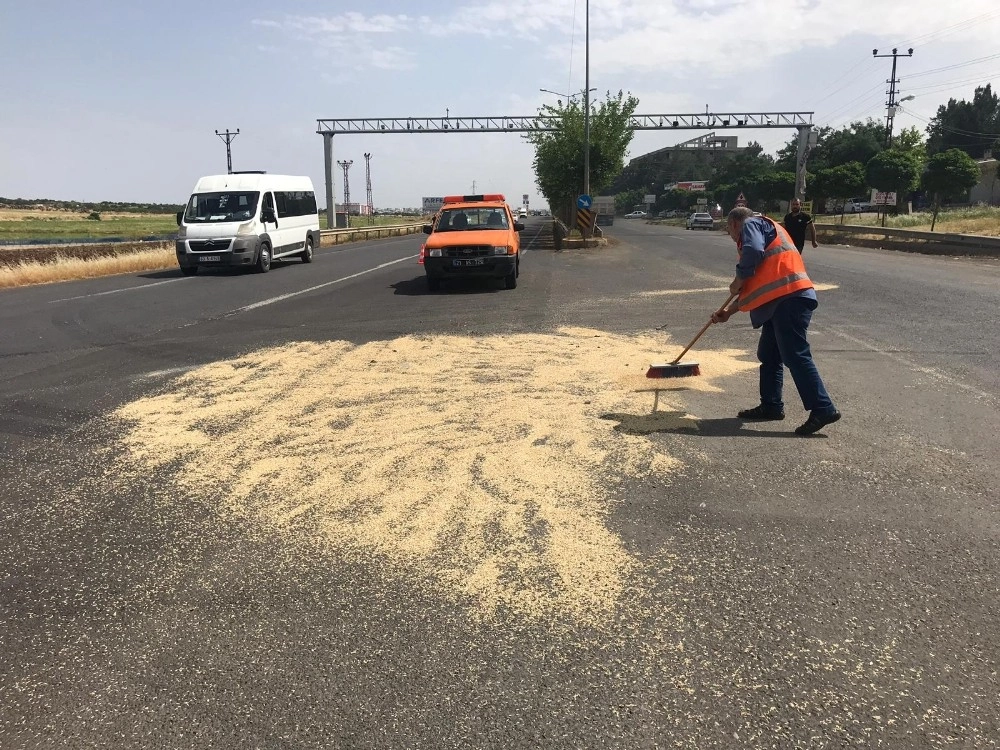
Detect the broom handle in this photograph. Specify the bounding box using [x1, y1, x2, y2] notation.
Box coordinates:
[671, 293, 738, 364]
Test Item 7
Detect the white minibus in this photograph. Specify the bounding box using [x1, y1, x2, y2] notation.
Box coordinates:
[175, 172, 321, 275]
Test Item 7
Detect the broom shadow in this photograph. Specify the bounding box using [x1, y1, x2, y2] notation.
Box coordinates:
[600, 410, 808, 439]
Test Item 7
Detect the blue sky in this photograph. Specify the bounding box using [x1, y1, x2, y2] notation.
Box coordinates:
[2, 0, 998, 209]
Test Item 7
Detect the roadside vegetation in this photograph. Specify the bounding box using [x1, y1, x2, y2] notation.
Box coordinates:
[0, 209, 178, 241]
[820, 205, 1000, 236]
[0, 243, 175, 289]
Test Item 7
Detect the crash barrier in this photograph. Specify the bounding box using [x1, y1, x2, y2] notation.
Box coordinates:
[815, 222, 1000, 257]
[320, 223, 424, 246]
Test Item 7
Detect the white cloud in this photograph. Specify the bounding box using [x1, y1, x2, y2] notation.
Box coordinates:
[257, 1, 1000, 78]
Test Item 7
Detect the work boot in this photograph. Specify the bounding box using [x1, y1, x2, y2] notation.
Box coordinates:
[737, 404, 785, 421]
[795, 409, 842, 436]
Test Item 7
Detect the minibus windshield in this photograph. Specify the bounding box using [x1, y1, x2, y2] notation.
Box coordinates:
[184, 191, 260, 223]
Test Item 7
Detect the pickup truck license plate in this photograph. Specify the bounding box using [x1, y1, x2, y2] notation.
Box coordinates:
[454, 258, 484, 267]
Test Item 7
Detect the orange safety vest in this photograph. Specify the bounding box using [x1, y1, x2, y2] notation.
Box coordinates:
[737, 217, 813, 311]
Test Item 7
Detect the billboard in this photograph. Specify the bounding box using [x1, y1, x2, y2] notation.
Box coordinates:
[668, 181, 708, 192]
[422, 196, 445, 214]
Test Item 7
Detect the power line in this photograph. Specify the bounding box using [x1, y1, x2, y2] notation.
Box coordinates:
[900, 9, 1000, 47]
[906, 53, 1000, 80]
[906, 70, 1000, 93]
[806, 59, 882, 108]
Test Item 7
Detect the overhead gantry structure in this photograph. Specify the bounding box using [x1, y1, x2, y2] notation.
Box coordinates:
[315, 111, 816, 227]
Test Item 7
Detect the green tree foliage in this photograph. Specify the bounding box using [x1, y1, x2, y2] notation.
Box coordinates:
[893, 126, 926, 162]
[866, 149, 922, 223]
[921, 148, 981, 230]
[926, 84, 1000, 159]
[524, 90, 640, 222]
[615, 189, 645, 213]
[810, 162, 867, 216]
[752, 172, 797, 212]
[866, 150, 921, 196]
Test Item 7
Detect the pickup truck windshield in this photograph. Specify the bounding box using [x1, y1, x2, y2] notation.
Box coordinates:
[184, 191, 260, 223]
[436, 207, 509, 231]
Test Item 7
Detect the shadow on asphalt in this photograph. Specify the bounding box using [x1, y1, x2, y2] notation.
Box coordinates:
[601, 412, 813, 439]
[390, 276, 504, 296]
[138, 262, 303, 280]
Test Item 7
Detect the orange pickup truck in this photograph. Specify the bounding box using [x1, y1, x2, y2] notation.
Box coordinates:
[420, 194, 524, 292]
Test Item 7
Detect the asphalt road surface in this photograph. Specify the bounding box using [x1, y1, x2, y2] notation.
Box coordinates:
[2, 217, 998, 748]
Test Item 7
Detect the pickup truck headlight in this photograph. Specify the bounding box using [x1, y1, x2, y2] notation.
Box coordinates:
[492, 246, 513, 255]
[427, 248, 442, 257]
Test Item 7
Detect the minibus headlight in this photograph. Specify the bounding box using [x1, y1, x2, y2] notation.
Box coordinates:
[236, 221, 256, 237]
[176, 224, 187, 239]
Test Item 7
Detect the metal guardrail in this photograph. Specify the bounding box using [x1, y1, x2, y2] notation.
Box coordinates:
[815, 222, 1000, 255]
[319, 222, 424, 245]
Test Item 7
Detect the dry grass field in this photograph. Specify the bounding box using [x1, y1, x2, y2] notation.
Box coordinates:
[0, 242, 176, 289]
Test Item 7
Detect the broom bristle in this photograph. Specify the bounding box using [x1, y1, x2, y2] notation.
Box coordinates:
[646, 361, 701, 379]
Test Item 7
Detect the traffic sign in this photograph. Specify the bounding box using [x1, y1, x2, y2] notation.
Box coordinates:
[577, 194, 592, 210]
[735, 192, 747, 207]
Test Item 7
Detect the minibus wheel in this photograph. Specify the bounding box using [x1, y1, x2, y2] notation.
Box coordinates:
[255, 243, 271, 273]
[300, 237, 314, 263]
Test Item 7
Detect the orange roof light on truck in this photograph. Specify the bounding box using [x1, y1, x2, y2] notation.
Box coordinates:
[442, 194, 506, 204]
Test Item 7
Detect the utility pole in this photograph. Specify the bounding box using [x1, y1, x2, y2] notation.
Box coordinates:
[363, 152, 374, 225]
[471, 180, 476, 194]
[215, 128, 239, 174]
[337, 159, 353, 228]
[873, 47, 913, 148]
[583, 0, 591, 203]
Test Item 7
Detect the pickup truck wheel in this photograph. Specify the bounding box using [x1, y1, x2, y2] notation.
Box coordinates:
[254, 243, 271, 273]
[504, 268, 517, 289]
[426, 276, 440, 292]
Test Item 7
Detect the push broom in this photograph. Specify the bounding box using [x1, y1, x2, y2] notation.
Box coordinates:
[646, 293, 737, 379]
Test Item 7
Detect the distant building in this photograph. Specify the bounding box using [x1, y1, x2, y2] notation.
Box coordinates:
[969, 159, 998, 206]
[610, 133, 747, 194]
[335, 202, 371, 216]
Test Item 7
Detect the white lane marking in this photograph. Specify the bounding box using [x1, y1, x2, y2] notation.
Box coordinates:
[821, 324, 995, 403]
[49, 277, 187, 303]
[233, 255, 417, 313]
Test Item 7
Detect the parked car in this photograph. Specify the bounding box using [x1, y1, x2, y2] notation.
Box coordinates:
[686, 212, 715, 230]
[624, 210, 647, 219]
[841, 197, 874, 213]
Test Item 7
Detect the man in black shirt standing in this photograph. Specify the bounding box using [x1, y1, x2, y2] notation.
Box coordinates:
[782, 198, 817, 253]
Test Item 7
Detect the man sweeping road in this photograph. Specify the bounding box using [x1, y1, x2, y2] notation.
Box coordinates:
[710, 207, 841, 436]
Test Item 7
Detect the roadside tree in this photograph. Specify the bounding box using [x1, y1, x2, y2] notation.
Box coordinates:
[524, 90, 640, 224]
[921, 148, 981, 230]
[810, 162, 867, 222]
[866, 150, 922, 224]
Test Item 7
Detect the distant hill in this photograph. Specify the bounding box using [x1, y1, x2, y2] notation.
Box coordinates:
[0, 197, 183, 215]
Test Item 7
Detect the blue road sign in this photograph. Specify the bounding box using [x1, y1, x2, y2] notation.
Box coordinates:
[577, 194, 592, 210]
